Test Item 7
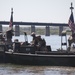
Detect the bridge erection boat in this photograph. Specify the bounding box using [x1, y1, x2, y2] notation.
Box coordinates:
[0, 3, 75, 67]
[5, 49, 75, 67]
[0, 30, 75, 67]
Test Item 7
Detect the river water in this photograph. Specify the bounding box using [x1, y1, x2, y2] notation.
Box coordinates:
[0, 35, 75, 75]
[0, 64, 75, 75]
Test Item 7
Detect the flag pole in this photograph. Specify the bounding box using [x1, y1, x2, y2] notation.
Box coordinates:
[11, 8, 13, 15]
[70, 2, 74, 14]
[11, 8, 13, 29]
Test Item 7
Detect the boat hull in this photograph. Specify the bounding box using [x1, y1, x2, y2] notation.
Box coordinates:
[5, 52, 75, 67]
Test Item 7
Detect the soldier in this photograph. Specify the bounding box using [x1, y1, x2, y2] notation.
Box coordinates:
[36, 35, 48, 51]
[6, 28, 14, 43]
[0, 32, 5, 43]
[68, 32, 75, 50]
[30, 32, 38, 46]
[13, 39, 20, 52]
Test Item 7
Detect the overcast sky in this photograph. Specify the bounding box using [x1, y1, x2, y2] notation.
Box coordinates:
[0, 0, 75, 23]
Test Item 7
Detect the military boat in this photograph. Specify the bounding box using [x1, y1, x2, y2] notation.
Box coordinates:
[0, 31, 75, 67]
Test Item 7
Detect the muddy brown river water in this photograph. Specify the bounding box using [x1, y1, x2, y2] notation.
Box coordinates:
[0, 64, 75, 75]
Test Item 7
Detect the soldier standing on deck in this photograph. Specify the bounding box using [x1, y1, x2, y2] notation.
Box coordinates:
[30, 32, 38, 46]
[37, 35, 48, 51]
[6, 28, 14, 43]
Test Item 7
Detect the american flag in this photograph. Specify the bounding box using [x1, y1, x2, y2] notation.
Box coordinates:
[68, 12, 75, 31]
[9, 11, 13, 28]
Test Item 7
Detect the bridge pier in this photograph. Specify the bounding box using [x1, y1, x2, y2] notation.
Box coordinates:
[0, 25, 2, 32]
[31, 25, 35, 33]
[59, 26, 63, 36]
[45, 26, 50, 36]
[15, 25, 20, 36]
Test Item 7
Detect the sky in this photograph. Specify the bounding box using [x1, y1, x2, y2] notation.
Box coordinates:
[0, 0, 75, 23]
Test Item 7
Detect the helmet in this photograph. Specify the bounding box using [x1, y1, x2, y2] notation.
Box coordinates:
[37, 35, 41, 38]
[31, 32, 35, 36]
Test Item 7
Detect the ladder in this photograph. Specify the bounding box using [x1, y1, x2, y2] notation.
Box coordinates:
[61, 31, 67, 50]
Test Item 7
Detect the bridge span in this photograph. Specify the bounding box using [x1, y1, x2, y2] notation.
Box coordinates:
[0, 21, 69, 36]
[0, 21, 68, 26]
